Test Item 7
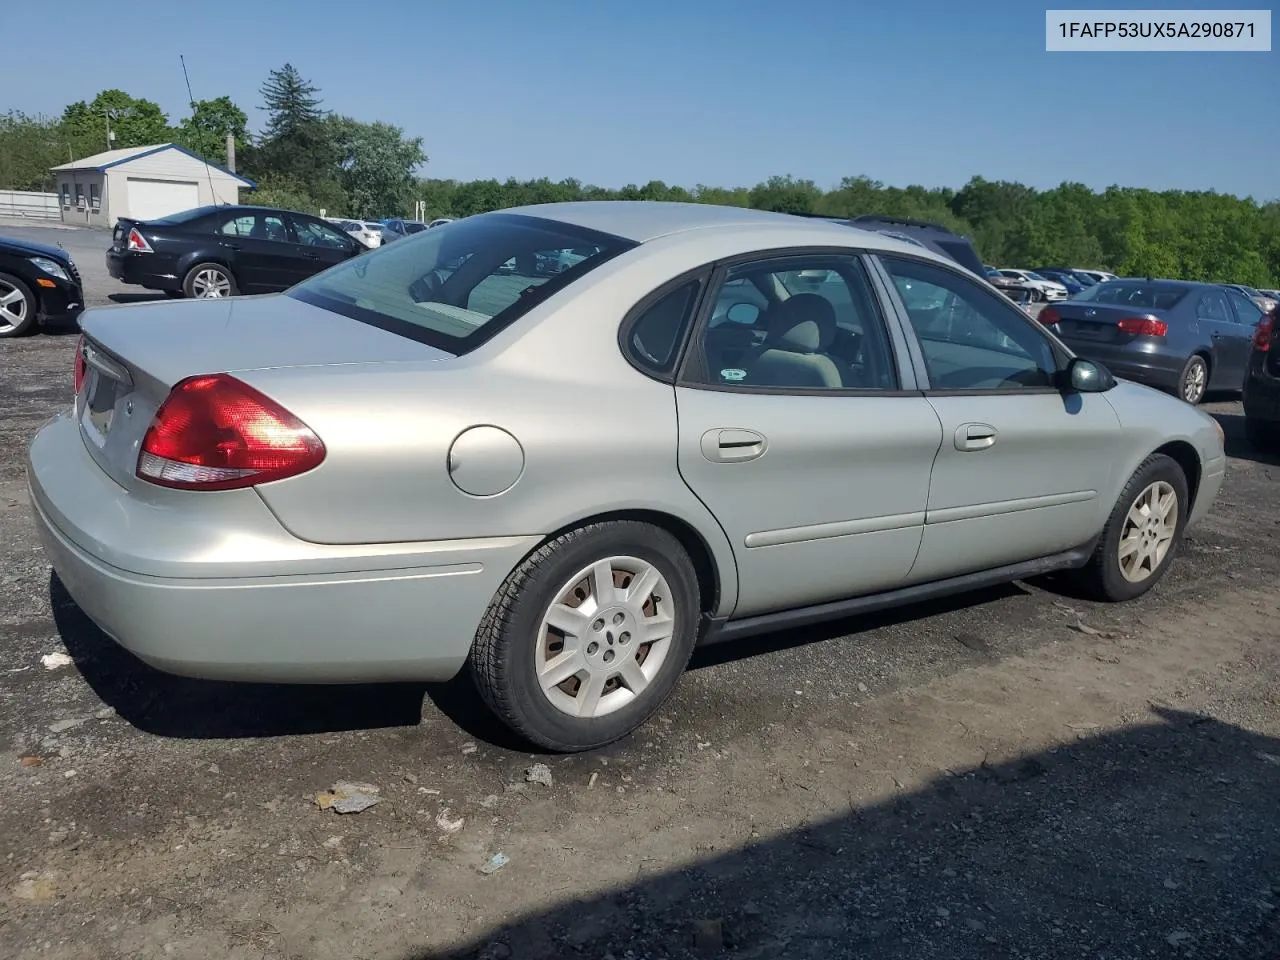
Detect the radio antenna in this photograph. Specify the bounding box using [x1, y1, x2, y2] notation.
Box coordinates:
[180, 54, 221, 205]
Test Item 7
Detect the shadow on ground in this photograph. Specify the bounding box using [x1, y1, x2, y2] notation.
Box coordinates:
[1211, 409, 1280, 466]
[49, 574, 1025, 746]
[410, 709, 1280, 960]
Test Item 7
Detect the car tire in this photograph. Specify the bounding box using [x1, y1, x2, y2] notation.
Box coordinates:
[0, 272, 38, 338]
[469, 520, 701, 752]
[1178, 354, 1209, 404]
[1073, 453, 1189, 603]
[1029, 288, 1044, 303]
[182, 263, 238, 299]
[1245, 417, 1276, 449]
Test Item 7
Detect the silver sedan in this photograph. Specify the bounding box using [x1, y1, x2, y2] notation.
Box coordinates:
[28, 202, 1227, 751]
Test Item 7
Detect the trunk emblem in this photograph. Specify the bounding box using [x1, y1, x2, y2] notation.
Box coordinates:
[1085, 308, 1096, 317]
[125, 400, 134, 416]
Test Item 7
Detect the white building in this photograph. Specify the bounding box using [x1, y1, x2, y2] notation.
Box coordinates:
[50, 144, 255, 227]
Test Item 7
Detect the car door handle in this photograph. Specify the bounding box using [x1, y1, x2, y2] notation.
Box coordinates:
[955, 423, 997, 452]
[219, 241, 242, 250]
[700, 428, 767, 463]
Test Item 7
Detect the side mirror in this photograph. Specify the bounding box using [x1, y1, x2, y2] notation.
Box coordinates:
[1063, 356, 1116, 393]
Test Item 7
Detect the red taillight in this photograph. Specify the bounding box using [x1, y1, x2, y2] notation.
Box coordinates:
[1038, 306, 1061, 327]
[1255, 314, 1275, 352]
[137, 374, 325, 491]
[1116, 316, 1168, 337]
[127, 228, 152, 253]
[73, 335, 86, 394]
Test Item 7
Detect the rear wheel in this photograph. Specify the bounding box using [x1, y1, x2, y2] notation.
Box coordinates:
[183, 263, 237, 299]
[1073, 453, 1188, 602]
[0, 272, 37, 338]
[469, 521, 700, 752]
[1179, 355, 1208, 404]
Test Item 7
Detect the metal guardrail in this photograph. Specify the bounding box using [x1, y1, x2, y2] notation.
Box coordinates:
[0, 190, 60, 221]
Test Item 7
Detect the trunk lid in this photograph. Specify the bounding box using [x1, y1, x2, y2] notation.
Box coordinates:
[75, 293, 455, 490]
[1046, 301, 1170, 345]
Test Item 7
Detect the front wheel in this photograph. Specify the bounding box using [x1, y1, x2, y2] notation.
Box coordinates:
[1029, 288, 1044, 303]
[1072, 453, 1189, 602]
[0, 272, 37, 338]
[469, 521, 701, 752]
[182, 263, 238, 299]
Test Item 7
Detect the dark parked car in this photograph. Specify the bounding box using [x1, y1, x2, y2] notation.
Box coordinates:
[107, 205, 365, 299]
[1242, 306, 1280, 446]
[1032, 268, 1087, 296]
[1039, 278, 1265, 404]
[0, 234, 84, 338]
[379, 218, 429, 243]
[1036, 265, 1104, 288]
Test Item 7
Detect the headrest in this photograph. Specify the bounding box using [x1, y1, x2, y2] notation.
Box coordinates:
[768, 293, 837, 354]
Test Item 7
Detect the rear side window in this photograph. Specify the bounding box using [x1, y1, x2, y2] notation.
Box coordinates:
[1225, 289, 1263, 326]
[623, 279, 703, 377]
[288, 213, 636, 353]
[1076, 282, 1187, 310]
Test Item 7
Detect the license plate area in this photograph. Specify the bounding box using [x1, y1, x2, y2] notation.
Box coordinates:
[80, 370, 119, 448]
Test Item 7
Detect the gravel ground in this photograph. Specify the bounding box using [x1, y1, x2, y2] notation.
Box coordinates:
[1, 223, 1278, 959]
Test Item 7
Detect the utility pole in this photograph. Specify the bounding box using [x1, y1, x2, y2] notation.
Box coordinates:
[225, 132, 236, 173]
[104, 109, 117, 150]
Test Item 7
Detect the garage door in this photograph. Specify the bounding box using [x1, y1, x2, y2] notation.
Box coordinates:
[126, 178, 200, 222]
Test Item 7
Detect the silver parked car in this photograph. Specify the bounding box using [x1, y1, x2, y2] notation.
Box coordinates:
[29, 202, 1226, 751]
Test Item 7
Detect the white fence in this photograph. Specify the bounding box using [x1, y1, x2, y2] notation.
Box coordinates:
[0, 190, 60, 221]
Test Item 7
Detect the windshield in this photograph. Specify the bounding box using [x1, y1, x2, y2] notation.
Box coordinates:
[1072, 281, 1188, 310]
[288, 212, 636, 353]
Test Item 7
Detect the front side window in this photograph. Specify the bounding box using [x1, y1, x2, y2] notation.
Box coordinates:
[288, 213, 636, 353]
[294, 218, 352, 248]
[881, 256, 1058, 391]
[688, 255, 898, 391]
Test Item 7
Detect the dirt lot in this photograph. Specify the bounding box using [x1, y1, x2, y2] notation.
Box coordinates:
[1, 224, 1279, 959]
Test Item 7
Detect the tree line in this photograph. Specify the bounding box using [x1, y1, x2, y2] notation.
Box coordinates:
[0, 66, 1276, 286]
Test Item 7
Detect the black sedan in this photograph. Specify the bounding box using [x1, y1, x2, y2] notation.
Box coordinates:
[0, 234, 84, 338]
[1039, 278, 1265, 404]
[106, 205, 365, 299]
[1243, 307, 1280, 446]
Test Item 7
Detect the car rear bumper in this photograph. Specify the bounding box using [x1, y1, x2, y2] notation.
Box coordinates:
[106, 249, 181, 291]
[28, 411, 538, 683]
[1059, 340, 1183, 392]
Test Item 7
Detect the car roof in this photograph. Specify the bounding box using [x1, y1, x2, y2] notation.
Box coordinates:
[497, 200, 901, 247]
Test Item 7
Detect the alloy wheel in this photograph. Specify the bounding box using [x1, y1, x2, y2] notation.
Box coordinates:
[1182, 359, 1206, 403]
[191, 268, 232, 298]
[535, 556, 675, 719]
[0, 280, 28, 334]
[1117, 480, 1178, 583]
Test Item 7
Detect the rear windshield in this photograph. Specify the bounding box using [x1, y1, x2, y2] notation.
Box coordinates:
[149, 205, 220, 225]
[288, 212, 636, 352]
[1073, 281, 1188, 310]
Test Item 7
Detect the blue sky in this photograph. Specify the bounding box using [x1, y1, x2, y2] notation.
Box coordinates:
[16, 0, 1280, 199]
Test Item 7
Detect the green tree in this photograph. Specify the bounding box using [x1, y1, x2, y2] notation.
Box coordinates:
[0, 112, 67, 190]
[330, 117, 426, 218]
[259, 63, 324, 140]
[176, 96, 248, 165]
[61, 90, 170, 155]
